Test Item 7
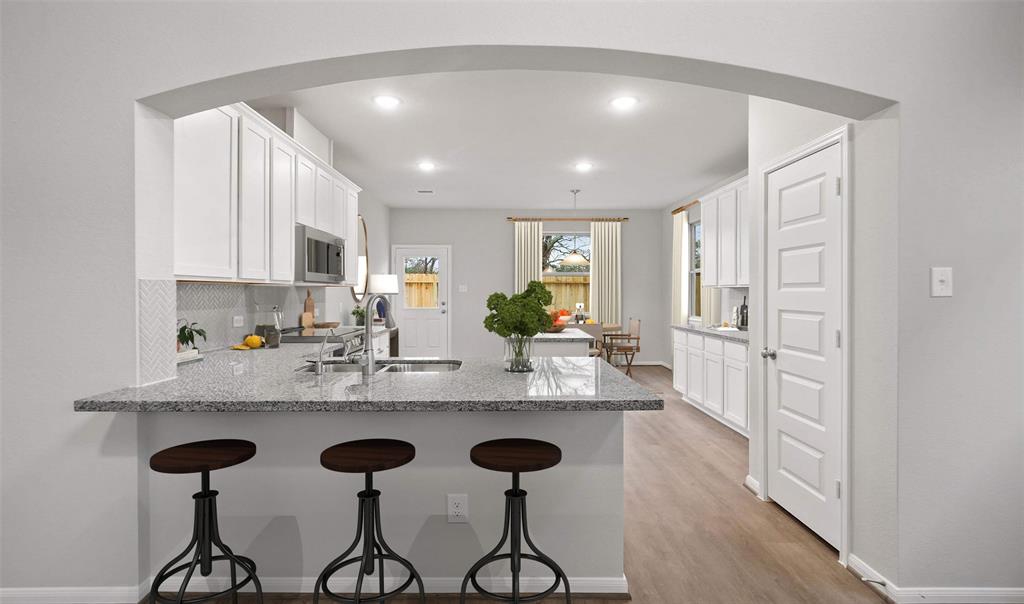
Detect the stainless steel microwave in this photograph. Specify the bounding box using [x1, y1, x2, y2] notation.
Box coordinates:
[296, 225, 345, 283]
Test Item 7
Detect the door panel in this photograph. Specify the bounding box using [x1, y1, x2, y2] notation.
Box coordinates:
[392, 246, 450, 358]
[724, 358, 747, 429]
[686, 349, 704, 404]
[765, 141, 843, 548]
[270, 138, 295, 282]
[238, 116, 271, 280]
[704, 354, 724, 414]
[673, 345, 687, 394]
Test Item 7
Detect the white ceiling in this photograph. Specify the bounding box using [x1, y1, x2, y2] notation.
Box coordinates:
[249, 70, 748, 210]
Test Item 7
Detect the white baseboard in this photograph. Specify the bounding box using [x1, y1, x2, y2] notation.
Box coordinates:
[0, 586, 141, 604]
[743, 474, 761, 497]
[847, 554, 1024, 603]
[0, 575, 629, 604]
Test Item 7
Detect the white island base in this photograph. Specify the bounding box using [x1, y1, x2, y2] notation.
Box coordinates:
[139, 411, 627, 596]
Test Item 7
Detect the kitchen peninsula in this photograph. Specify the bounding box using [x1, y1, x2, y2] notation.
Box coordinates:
[75, 350, 662, 595]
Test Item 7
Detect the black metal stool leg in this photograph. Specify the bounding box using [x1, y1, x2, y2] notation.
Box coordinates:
[150, 471, 261, 604]
[315, 472, 424, 603]
[460, 473, 571, 603]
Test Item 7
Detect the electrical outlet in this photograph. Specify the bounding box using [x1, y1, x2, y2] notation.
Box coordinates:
[232, 315, 244, 328]
[447, 493, 469, 524]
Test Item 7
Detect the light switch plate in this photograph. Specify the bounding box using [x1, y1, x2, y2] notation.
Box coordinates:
[458, 284, 468, 293]
[930, 267, 953, 297]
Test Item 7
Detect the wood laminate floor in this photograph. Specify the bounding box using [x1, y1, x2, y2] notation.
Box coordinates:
[160, 366, 882, 604]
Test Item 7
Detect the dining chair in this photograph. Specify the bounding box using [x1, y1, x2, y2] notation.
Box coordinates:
[604, 318, 641, 376]
[576, 323, 604, 358]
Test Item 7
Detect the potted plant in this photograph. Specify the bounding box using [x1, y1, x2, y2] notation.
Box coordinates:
[177, 319, 207, 352]
[483, 281, 553, 372]
[351, 304, 366, 326]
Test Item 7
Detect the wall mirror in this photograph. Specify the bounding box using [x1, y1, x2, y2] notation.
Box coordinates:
[350, 214, 369, 303]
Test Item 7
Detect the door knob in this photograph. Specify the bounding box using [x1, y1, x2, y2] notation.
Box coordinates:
[440, 309, 447, 314]
[761, 347, 777, 360]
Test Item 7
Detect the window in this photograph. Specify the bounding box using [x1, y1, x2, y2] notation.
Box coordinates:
[542, 233, 590, 311]
[689, 221, 702, 318]
[403, 256, 440, 309]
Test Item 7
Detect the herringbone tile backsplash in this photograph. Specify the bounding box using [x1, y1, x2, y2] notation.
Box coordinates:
[176, 283, 327, 350]
[138, 279, 177, 385]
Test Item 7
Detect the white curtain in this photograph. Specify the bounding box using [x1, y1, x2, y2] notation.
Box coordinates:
[590, 221, 622, 326]
[671, 211, 689, 324]
[514, 221, 543, 291]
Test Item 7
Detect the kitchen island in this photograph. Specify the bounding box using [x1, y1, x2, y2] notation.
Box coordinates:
[75, 347, 662, 596]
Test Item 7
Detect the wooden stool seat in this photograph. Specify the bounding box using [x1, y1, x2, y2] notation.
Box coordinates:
[149, 439, 256, 474]
[320, 438, 416, 474]
[470, 438, 562, 473]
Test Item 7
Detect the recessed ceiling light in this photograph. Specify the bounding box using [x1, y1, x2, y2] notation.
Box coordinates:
[373, 95, 401, 110]
[575, 161, 593, 173]
[611, 96, 638, 111]
[418, 161, 436, 172]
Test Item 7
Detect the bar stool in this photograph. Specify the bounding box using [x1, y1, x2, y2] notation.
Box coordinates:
[460, 438, 571, 603]
[148, 439, 263, 604]
[314, 439, 425, 603]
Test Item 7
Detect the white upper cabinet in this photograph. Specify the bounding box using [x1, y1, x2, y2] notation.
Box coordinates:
[699, 176, 749, 288]
[717, 188, 738, 287]
[270, 137, 296, 282]
[295, 151, 317, 228]
[238, 115, 272, 281]
[332, 178, 347, 238]
[736, 181, 750, 286]
[173, 102, 361, 284]
[703, 196, 719, 286]
[173, 106, 239, 279]
[314, 167, 334, 234]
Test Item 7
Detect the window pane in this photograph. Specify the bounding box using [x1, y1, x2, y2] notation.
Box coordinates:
[543, 233, 591, 274]
[403, 256, 439, 309]
[692, 222, 702, 270]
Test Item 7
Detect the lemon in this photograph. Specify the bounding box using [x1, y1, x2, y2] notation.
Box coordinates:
[243, 335, 263, 349]
[231, 344, 251, 350]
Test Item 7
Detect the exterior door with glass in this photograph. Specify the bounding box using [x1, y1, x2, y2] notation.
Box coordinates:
[391, 245, 450, 358]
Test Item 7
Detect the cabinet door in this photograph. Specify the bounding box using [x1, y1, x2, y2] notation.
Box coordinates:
[718, 188, 738, 286]
[686, 349, 704, 404]
[270, 137, 296, 282]
[704, 353, 724, 415]
[724, 357, 748, 430]
[736, 180, 750, 286]
[702, 197, 718, 286]
[173, 106, 239, 278]
[672, 345, 687, 394]
[295, 152, 316, 227]
[237, 115, 272, 280]
[332, 178, 347, 238]
[314, 167, 334, 233]
[345, 188, 359, 284]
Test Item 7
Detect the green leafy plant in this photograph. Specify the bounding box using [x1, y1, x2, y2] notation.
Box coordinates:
[483, 281, 554, 338]
[177, 319, 207, 351]
[351, 304, 366, 325]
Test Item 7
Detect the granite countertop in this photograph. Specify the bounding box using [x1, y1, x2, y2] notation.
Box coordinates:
[533, 328, 595, 343]
[671, 323, 750, 344]
[74, 345, 663, 413]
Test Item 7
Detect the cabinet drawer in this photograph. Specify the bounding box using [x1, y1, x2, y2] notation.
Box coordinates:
[672, 328, 687, 349]
[725, 341, 747, 362]
[705, 337, 724, 356]
[687, 333, 704, 349]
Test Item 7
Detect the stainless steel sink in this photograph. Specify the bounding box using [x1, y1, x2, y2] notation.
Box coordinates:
[380, 361, 462, 373]
[298, 360, 385, 374]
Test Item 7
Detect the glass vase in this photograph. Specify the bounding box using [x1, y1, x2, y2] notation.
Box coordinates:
[504, 334, 534, 373]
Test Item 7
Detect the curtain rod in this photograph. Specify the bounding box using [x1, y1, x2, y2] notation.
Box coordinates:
[671, 200, 700, 215]
[506, 216, 629, 223]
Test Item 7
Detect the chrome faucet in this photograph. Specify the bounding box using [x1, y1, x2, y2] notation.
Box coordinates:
[314, 328, 336, 375]
[362, 294, 396, 376]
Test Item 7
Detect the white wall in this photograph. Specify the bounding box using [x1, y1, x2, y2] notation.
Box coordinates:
[333, 192, 391, 322]
[2, 1, 1022, 595]
[389, 208, 669, 364]
[288, 108, 332, 165]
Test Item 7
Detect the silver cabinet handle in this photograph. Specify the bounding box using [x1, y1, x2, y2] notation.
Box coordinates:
[440, 309, 447, 314]
[761, 347, 777, 360]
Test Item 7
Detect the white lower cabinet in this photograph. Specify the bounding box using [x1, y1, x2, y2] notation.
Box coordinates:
[671, 327, 749, 436]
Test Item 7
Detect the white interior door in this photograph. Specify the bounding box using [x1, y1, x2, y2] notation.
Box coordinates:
[392, 245, 450, 358]
[765, 140, 844, 548]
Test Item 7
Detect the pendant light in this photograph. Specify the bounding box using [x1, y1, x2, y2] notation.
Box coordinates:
[561, 189, 590, 268]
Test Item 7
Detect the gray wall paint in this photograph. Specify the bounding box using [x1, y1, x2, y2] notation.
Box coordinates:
[389, 208, 669, 364]
[1, 1, 1022, 593]
[746, 96, 900, 580]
